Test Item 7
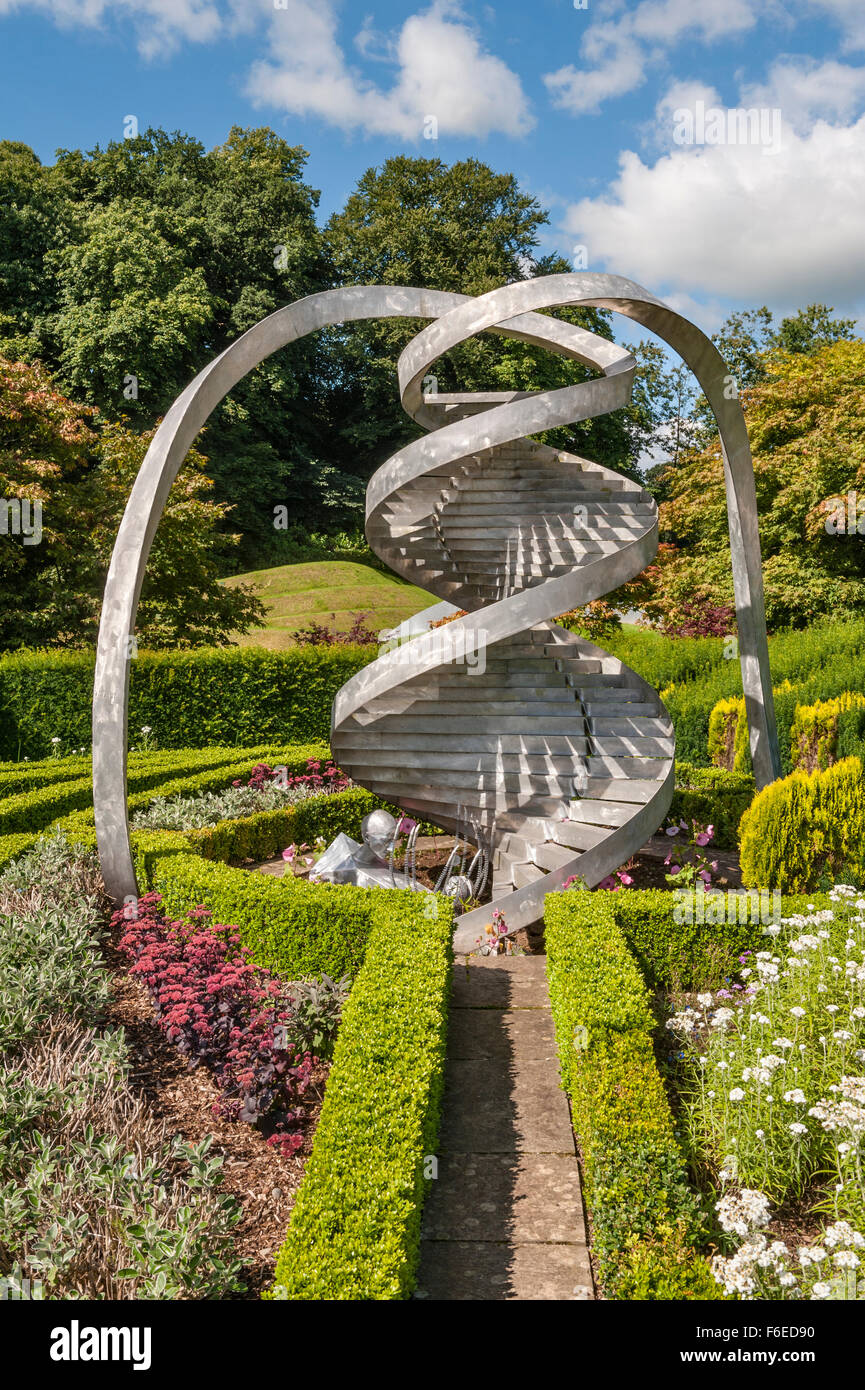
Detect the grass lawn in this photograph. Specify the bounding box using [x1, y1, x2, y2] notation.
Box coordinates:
[222, 560, 436, 650]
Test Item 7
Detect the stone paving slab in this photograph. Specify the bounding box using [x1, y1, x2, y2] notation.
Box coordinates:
[445, 1004, 557, 1060]
[420, 1154, 585, 1243]
[450, 956, 550, 1009]
[415, 1240, 594, 1301]
[438, 1060, 576, 1153]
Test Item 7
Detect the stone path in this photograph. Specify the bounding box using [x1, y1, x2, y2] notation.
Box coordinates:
[415, 953, 593, 1301]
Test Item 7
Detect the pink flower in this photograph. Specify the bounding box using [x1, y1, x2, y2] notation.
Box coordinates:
[397, 816, 417, 833]
[695, 825, 715, 847]
[282, 845, 296, 862]
[665, 825, 679, 837]
[618, 872, 634, 886]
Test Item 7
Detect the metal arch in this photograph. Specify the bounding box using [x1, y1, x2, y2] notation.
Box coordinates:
[92, 275, 780, 904]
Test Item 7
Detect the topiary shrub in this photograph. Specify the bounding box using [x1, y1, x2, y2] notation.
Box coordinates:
[707, 695, 747, 772]
[739, 756, 865, 891]
[791, 692, 865, 772]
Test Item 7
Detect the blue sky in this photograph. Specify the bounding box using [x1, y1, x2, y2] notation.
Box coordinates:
[2, 0, 865, 335]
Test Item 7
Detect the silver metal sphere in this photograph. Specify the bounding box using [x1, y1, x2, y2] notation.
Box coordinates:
[442, 874, 473, 903]
[361, 809, 397, 859]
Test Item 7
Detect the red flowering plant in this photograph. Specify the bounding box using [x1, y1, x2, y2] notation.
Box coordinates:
[112, 892, 316, 1155]
[233, 759, 350, 794]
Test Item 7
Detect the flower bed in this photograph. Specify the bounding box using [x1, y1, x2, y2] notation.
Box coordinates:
[0, 837, 245, 1299]
[667, 886, 865, 1299]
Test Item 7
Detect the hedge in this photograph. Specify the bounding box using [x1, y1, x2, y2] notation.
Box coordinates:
[670, 762, 755, 851]
[739, 756, 865, 891]
[146, 851, 384, 982]
[17, 744, 329, 838]
[544, 890, 720, 1299]
[268, 891, 452, 1300]
[0, 646, 374, 759]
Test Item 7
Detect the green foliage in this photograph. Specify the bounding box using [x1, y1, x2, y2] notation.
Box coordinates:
[790, 692, 865, 772]
[0, 744, 321, 835]
[739, 757, 865, 891]
[603, 889, 763, 991]
[544, 891, 714, 1298]
[642, 339, 865, 631]
[269, 893, 452, 1300]
[672, 762, 755, 850]
[0, 645, 371, 757]
[146, 855, 376, 982]
[0, 357, 263, 650]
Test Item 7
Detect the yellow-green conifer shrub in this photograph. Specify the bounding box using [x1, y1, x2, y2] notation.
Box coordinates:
[740, 756, 865, 891]
[708, 696, 747, 771]
[790, 692, 865, 772]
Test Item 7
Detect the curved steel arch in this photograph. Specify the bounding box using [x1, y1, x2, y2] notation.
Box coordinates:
[92, 275, 780, 904]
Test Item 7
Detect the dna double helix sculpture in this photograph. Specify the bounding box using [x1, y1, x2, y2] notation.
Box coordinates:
[93, 274, 780, 943]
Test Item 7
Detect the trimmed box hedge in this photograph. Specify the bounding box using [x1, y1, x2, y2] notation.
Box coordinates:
[0, 647, 373, 759]
[670, 762, 755, 851]
[544, 890, 720, 1300]
[268, 891, 452, 1300]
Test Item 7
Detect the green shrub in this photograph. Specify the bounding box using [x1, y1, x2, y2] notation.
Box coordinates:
[0, 647, 373, 758]
[739, 756, 865, 891]
[147, 855, 379, 981]
[791, 692, 865, 771]
[269, 892, 452, 1300]
[838, 701, 865, 762]
[544, 890, 714, 1298]
[607, 888, 764, 991]
[671, 763, 755, 851]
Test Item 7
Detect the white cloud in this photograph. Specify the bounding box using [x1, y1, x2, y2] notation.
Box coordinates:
[563, 117, 865, 312]
[739, 56, 865, 131]
[544, 0, 760, 115]
[810, 0, 865, 53]
[245, 0, 534, 140]
[0, 0, 223, 58]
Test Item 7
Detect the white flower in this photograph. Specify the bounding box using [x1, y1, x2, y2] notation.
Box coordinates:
[141, 725, 152, 735]
[823, 1221, 865, 1250]
[772, 1037, 794, 1050]
[789, 1122, 808, 1136]
[783, 1089, 806, 1103]
[810, 1282, 832, 1299]
[697, 992, 714, 1007]
[833, 1250, 860, 1269]
[716, 1189, 772, 1236]
[51, 736, 61, 744]
[790, 1007, 807, 1019]
[729, 1087, 746, 1101]
[799, 1246, 827, 1265]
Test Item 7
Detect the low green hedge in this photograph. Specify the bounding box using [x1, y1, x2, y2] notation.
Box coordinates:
[544, 890, 721, 1299]
[268, 891, 452, 1300]
[608, 888, 764, 991]
[42, 744, 329, 838]
[0, 646, 373, 759]
[670, 762, 755, 851]
[146, 852, 379, 981]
